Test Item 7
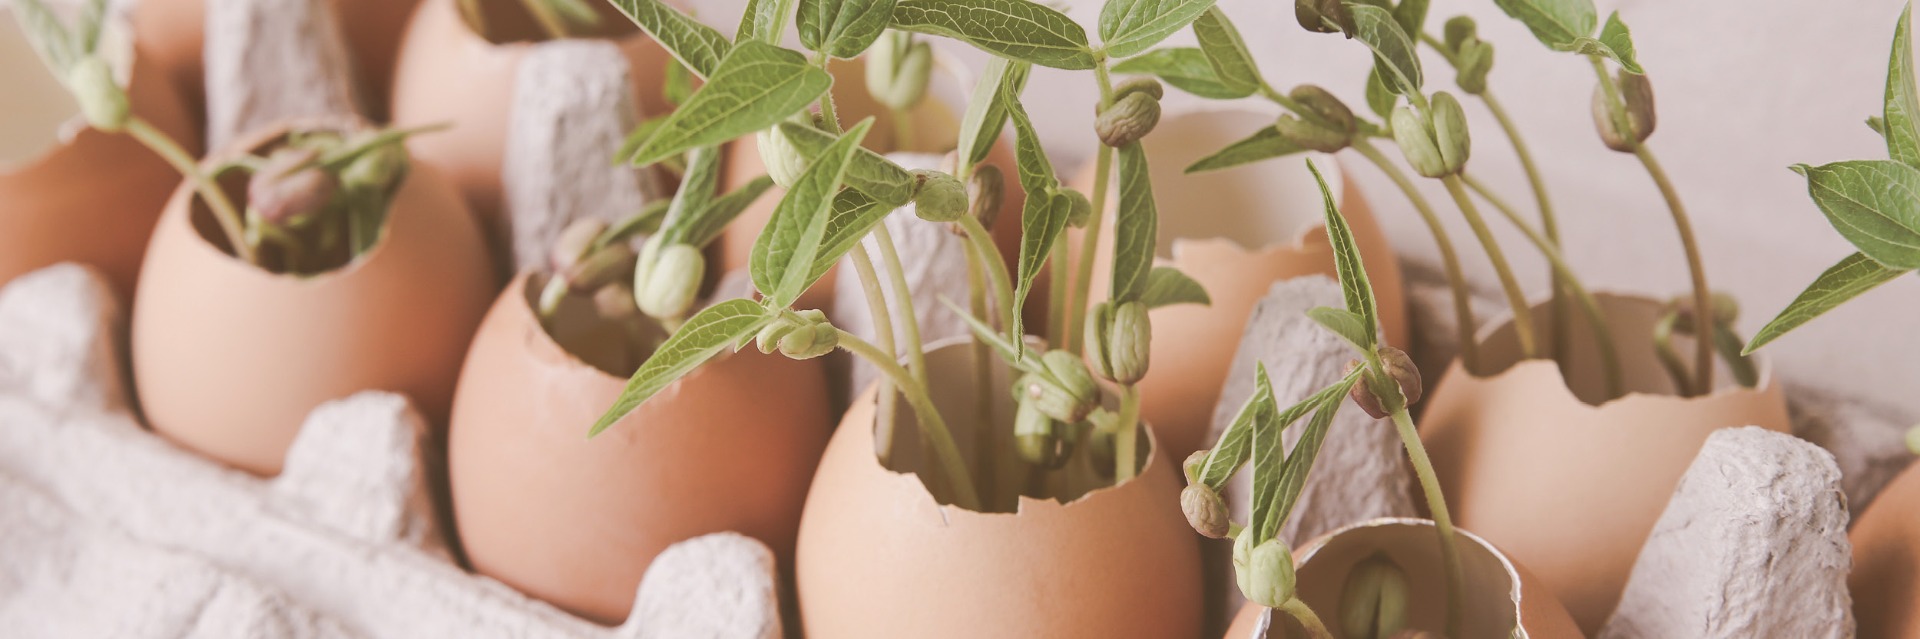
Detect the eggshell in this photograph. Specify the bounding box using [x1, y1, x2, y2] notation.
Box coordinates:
[389, 0, 670, 261]
[131, 119, 494, 476]
[1067, 108, 1407, 462]
[1221, 518, 1582, 639]
[1417, 292, 1788, 634]
[795, 341, 1205, 638]
[1849, 461, 1920, 638]
[0, 40, 198, 303]
[132, 0, 423, 122]
[446, 273, 832, 625]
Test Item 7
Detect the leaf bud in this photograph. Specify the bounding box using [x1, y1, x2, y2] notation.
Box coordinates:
[1454, 40, 1494, 95]
[1275, 115, 1350, 153]
[1296, 0, 1354, 35]
[1390, 105, 1448, 178]
[1442, 15, 1477, 52]
[551, 218, 610, 274]
[778, 323, 837, 360]
[1181, 484, 1231, 538]
[1013, 400, 1073, 469]
[885, 40, 934, 112]
[1183, 449, 1209, 484]
[1592, 71, 1655, 152]
[1017, 351, 1099, 424]
[1062, 187, 1094, 228]
[339, 134, 410, 194]
[1234, 533, 1296, 608]
[1096, 91, 1161, 148]
[758, 115, 814, 188]
[1113, 77, 1165, 102]
[69, 56, 128, 133]
[634, 242, 704, 319]
[1346, 347, 1420, 419]
[1086, 301, 1151, 384]
[249, 147, 338, 227]
[910, 169, 969, 222]
[1341, 553, 1412, 639]
[958, 164, 1005, 234]
[1430, 92, 1471, 174]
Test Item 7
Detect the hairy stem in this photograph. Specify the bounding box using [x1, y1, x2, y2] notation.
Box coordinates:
[1277, 598, 1334, 639]
[964, 240, 999, 508]
[838, 330, 981, 511]
[850, 244, 902, 468]
[127, 118, 255, 263]
[1441, 176, 1537, 359]
[958, 216, 1016, 335]
[1069, 145, 1112, 354]
[874, 225, 928, 387]
[1351, 139, 1477, 366]
[1115, 384, 1141, 482]
[1390, 407, 1463, 639]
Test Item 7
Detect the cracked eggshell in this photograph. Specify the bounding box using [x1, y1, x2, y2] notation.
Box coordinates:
[1849, 460, 1920, 638]
[131, 119, 494, 477]
[447, 273, 833, 625]
[1418, 293, 1788, 635]
[1222, 518, 1581, 639]
[389, 0, 670, 261]
[1066, 108, 1407, 462]
[0, 35, 197, 303]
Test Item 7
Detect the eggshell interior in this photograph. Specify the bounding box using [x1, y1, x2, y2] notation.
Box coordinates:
[1417, 292, 1789, 634]
[1848, 461, 1920, 638]
[1067, 108, 1408, 462]
[131, 120, 494, 476]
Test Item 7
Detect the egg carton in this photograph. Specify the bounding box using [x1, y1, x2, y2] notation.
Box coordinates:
[0, 264, 782, 638]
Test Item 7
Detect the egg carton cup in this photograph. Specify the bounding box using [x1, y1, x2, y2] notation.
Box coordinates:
[0, 263, 782, 638]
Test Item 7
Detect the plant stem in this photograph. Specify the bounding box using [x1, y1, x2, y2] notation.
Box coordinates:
[958, 216, 1016, 334]
[1048, 239, 1070, 346]
[127, 117, 255, 263]
[1590, 56, 1713, 393]
[1068, 145, 1112, 354]
[849, 244, 902, 468]
[1440, 176, 1537, 359]
[518, 0, 570, 40]
[891, 106, 916, 152]
[964, 239, 999, 508]
[1277, 599, 1334, 639]
[838, 329, 982, 511]
[1481, 91, 1572, 367]
[1389, 407, 1463, 639]
[1462, 173, 1625, 400]
[1350, 139, 1478, 367]
[873, 225, 928, 387]
[1114, 384, 1141, 482]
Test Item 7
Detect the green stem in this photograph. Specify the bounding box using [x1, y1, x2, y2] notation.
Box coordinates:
[849, 244, 902, 468]
[958, 216, 1016, 335]
[1350, 139, 1477, 367]
[964, 240, 999, 509]
[1389, 407, 1463, 639]
[127, 117, 255, 263]
[1114, 384, 1141, 482]
[518, 0, 570, 40]
[1441, 176, 1537, 359]
[1651, 312, 1695, 397]
[838, 330, 981, 511]
[1068, 145, 1112, 354]
[1462, 173, 1624, 400]
[1277, 598, 1334, 639]
[1048, 238, 1070, 346]
[891, 106, 916, 152]
[1480, 92, 1570, 363]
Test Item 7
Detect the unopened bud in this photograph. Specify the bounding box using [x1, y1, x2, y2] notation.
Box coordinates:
[1013, 400, 1072, 469]
[1430, 92, 1470, 174]
[1670, 292, 1739, 334]
[758, 118, 812, 188]
[1296, 0, 1354, 34]
[1113, 77, 1165, 102]
[1377, 346, 1421, 408]
[1234, 534, 1296, 608]
[551, 218, 610, 273]
[1181, 484, 1230, 538]
[1096, 91, 1161, 148]
[1342, 553, 1412, 639]
[1062, 188, 1093, 228]
[340, 136, 410, 193]
[1390, 106, 1448, 178]
[1454, 40, 1494, 95]
[870, 36, 933, 112]
[69, 56, 128, 133]
[593, 283, 638, 321]
[249, 147, 338, 226]
[960, 165, 1005, 233]
[634, 243, 704, 319]
[1347, 347, 1422, 418]
[1593, 71, 1655, 152]
[1442, 16, 1477, 52]
[1086, 301, 1151, 384]
[1017, 356, 1098, 424]
[779, 323, 837, 359]
[911, 170, 969, 222]
[1291, 85, 1357, 135]
[1275, 115, 1349, 153]
[1183, 449, 1209, 484]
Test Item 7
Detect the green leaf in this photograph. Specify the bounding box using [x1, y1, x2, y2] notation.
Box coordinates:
[1888, 4, 1920, 169]
[1490, 0, 1596, 49]
[1792, 160, 1920, 269]
[1265, 375, 1359, 533]
[608, 0, 733, 78]
[1001, 78, 1056, 195]
[1111, 47, 1250, 99]
[1184, 125, 1305, 174]
[664, 60, 694, 106]
[736, 0, 789, 43]
[1197, 369, 1271, 489]
[1245, 364, 1285, 543]
[1746, 252, 1909, 353]
[1364, 67, 1397, 118]
[1392, 0, 1430, 39]
[74, 0, 107, 54]
[751, 119, 875, 307]
[626, 41, 832, 168]
[1098, 0, 1218, 59]
[1141, 266, 1210, 308]
[800, 0, 897, 58]
[890, 0, 1096, 69]
[1348, 4, 1423, 96]
[1309, 159, 1378, 341]
[1557, 14, 1640, 73]
[1111, 143, 1158, 303]
[1014, 191, 1072, 340]
[945, 297, 1027, 362]
[1870, 115, 1890, 139]
[684, 176, 777, 248]
[956, 59, 1030, 167]
[1306, 306, 1373, 352]
[589, 299, 775, 436]
[805, 188, 895, 284]
[657, 145, 723, 247]
[12, 0, 77, 75]
[777, 121, 916, 206]
[1191, 7, 1260, 97]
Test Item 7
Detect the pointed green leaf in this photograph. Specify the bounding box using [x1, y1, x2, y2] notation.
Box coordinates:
[1014, 190, 1072, 340]
[1141, 266, 1209, 308]
[778, 121, 916, 206]
[1266, 375, 1358, 532]
[1111, 47, 1250, 99]
[657, 145, 723, 247]
[1309, 159, 1378, 340]
[685, 176, 777, 248]
[1191, 7, 1260, 96]
[956, 58, 1029, 167]
[589, 299, 775, 436]
[1198, 369, 1271, 489]
[75, 0, 108, 54]
[1888, 4, 1920, 169]
[1870, 115, 1890, 139]
[12, 0, 77, 75]
[1348, 4, 1423, 96]
[800, 0, 897, 58]
[890, 0, 1096, 69]
[1098, 0, 1218, 59]
[1392, 0, 1430, 39]
[1792, 160, 1920, 269]
[1246, 365, 1285, 543]
[1595, 12, 1640, 73]
[626, 41, 832, 168]
[608, 0, 733, 78]
[1111, 143, 1158, 303]
[752, 119, 875, 307]
[664, 60, 694, 106]
[1491, 0, 1596, 49]
[1001, 78, 1056, 195]
[1364, 67, 1397, 118]
[806, 188, 896, 284]
[1184, 125, 1305, 174]
[1746, 252, 1909, 353]
[1306, 306, 1373, 352]
[736, 0, 790, 43]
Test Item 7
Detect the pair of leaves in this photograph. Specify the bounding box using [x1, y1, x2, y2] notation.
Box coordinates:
[1110, 144, 1159, 302]
[1884, 4, 1920, 169]
[1248, 369, 1358, 544]
[1558, 12, 1643, 74]
[1491, 0, 1641, 72]
[751, 119, 876, 308]
[956, 58, 1031, 167]
[1348, 4, 1423, 98]
[1792, 161, 1920, 270]
[1185, 125, 1305, 174]
[625, 41, 832, 168]
[1198, 363, 1276, 491]
[798, 0, 895, 58]
[1191, 7, 1261, 97]
[1309, 159, 1380, 343]
[890, 0, 1096, 69]
[1098, 0, 1218, 59]
[735, 0, 790, 44]
[589, 299, 775, 436]
[1004, 79, 1063, 343]
[777, 121, 917, 206]
[1112, 48, 1250, 99]
[608, 0, 731, 78]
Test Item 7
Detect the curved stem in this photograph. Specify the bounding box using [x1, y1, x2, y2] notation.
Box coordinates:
[1479, 91, 1571, 364]
[958, 215, 1017, 335]
[1390, 407, 1463, 639]
[1441, 176, 1538, 359]
[1462, 173, 1624, 400]
[1049, 237, 1070, 346]
[838, 330, 981, 511]
[1068, 145, 1112, 354]
[1114, 384, 1141, 482]
[849, 244, 902, 468]
[1276, 599, 1334, 639]
[873, 225, 928, 387]
[964, 241, 1000, 508]
[127, 117, 255, 263]
[1350, 139, 1478, 367]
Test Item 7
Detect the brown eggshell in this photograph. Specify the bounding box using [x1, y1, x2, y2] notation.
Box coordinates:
[389, 0, 671, 263]
[1222, 518, 1583, 639]
[1849, 461, 1920, 638]
[131, 120, 494, 476]
[0, 42, 199, 303]
[795, 341, 1205, 638]
[132, 0, 424, 122]
[447, 273, 832, 625]
[1066, 108, 1408, 462]
[1417, 292, 1788, 634]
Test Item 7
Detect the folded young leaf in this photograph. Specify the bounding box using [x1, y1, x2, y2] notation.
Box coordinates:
[736, 0, 788, 44]
[799, 0, 897, 58]
[1309, 159, 1379, 343]
[1185, 125, 1305, 174]
[685, 176, 777, 249]
[1098, 0, 1218, 59]
[1557, 13, 1640, 74]
[1364, 67, 1397, 118]
[1014, 190, 1071, 341]
[1264, 375, 1359, 536]
[1792, 160, 1920, 269]
[957, 58, 1030, 167]
[1348, 4, 1424, 97]
[1306, 306, 1373, 352]
[1198, 369, 1271, 489]
[1141, 266, 1210, 308]
[778, 121, 916, 206]
[890, 0, 1097, 69]
[1392, 0, 1430, 40]
[589, 299, 775, 436]
[626, 42, 831, 167]
[1110, 144, 1159, 302]
[1746, 252, 1909, 353]
[1191, 7, 1261, 97]
[1113, 47, 1252, 100]
[804, 188, 894, 284]
[608, 0, 733, 78]
[1491, 0, 1597, 50]
[752, 119, 876, 308]
[1887, 3, 1920, 169]
[1245, 364, 1285, 544]
[657, 145, 723, 247]
[1001, 75, 1057, 195]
